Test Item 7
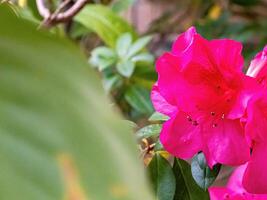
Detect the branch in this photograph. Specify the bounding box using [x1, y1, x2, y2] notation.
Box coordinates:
[36, 0, 89, 28]
[36, 0, 50, 19]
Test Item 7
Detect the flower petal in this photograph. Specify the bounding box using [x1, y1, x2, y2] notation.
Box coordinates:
[210, 39, 244, 73]
[171, 26, 197, 55]
[159, 111, 202, 159]
[247, 45, 267, 80]
[243, 142, 267, 194]
[206, 119, 250, 166]
[151, 84, 177, 116]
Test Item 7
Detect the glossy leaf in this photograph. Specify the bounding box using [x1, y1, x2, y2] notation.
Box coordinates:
[136, 124, 162, 140]
[173, 158, 209, 200]
[75, 5, 137, 47]
[147, 153, 176, 200]
[191, 153, 221, 190]
[0, 6, 154, 200]
[125, 85, 153, 114]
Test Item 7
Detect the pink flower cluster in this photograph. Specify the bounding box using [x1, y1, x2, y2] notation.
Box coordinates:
[151, 27, 267, 199]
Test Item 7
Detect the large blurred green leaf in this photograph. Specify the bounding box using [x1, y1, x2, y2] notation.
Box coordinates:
[0, 5, 154, 200]
[75, 5, 137, 47]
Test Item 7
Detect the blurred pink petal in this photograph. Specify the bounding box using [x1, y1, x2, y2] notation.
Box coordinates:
[209, 164, 267, 200]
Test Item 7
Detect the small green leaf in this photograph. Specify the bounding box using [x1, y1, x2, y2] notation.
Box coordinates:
[125, 85, 153, 114]
[154, 140, 164, 151]
[173, 158, 209, 200]
[127, 35, 152, 58]
[90, 47, 117, 71]
[136, 124, 162, 140]
[149, 112, 169, 122]
[75, 5, 137, 47]
[102, 74, 122, 92]
[131, 53, 154, 63]
[116, 60, 135, 77]
[191, 152, 221, 190]
[116, 32, 132, 57]
[147, 153, 176, 200]
[111, 0, 136, 13]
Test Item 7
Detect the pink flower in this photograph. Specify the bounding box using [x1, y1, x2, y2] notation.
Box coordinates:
[241, 46, 267, 194]
[242, 92, 267, 194]
[209, 164, 267, 200]
[152, 27, 256, 167]
[246, 45, 267, 86]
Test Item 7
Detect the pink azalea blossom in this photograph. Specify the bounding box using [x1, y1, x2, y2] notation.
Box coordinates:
[242, 92, 267, 194]
[209, 164, 267, 200]
[241, 46, 267, 194]
[152, 27, 257, 167]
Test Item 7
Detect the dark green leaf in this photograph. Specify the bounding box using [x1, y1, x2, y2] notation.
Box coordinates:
[136, 124, 162, 140]
[125, 85, 153, 114]
[148, 153, 176, 200]
[173, 158, 209, 200]
[191, 153, 221, 190]
[75, 5, 137, 47]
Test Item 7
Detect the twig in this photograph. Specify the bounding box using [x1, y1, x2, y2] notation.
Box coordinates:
[36, 0, 89, 28]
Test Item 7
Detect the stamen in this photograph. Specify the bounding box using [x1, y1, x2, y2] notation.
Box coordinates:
[187, 116, 192, 122]
[192, 121, 198, 126]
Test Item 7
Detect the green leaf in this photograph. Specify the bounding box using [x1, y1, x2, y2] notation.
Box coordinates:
[136, 124, 162, 140]
[191, 153, 221, 190]
[147, 153, 176, 200]
[154, 140, 164, 151]
[125, 85, 153, 114]
[173, 158, 209, 200]
[75, 5, 137, 47]
[90, 46, 117, 71]
[149, 112, 169, 122]
[111, 0, 136, 13]
[127, 35, 152, 58]
[131, 53, 154, 63]
[0, 6, 154, 200]
[116, 60, 135, 77]
[102, 74, 122, 92]
[116, 32, 132, 57]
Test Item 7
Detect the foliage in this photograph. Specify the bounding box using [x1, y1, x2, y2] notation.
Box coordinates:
[0, 5, 154, 200]
[3, 0, 267, 199]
